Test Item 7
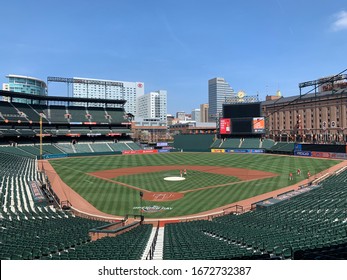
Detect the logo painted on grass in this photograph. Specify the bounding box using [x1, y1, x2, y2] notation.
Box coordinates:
[133, 205, 173, 213]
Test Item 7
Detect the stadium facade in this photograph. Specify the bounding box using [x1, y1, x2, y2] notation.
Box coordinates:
[261, 89, 347, 143]
[2, 74, 47, 104]
[0, 89, 130, 145]
[72, 77, 144, 116]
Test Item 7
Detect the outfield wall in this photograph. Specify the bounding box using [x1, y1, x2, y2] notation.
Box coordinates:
[41, 151, 122, 159]
[294, 151, 347, 159]
[173, 134, 215, 152]
[296, 143, 347, 154]
[211, 148, 265, 154]
[41, 149, 170, 159]
[294, 143, 347, 159]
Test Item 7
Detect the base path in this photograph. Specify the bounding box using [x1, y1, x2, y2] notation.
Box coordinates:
[88, 165, 277, 181]
[88, 165, 277, 202]
[146, 160, 347, 224]
[39, 160, 123, 220]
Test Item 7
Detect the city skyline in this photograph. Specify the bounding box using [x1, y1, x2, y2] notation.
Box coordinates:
[1, 0, 346, 115]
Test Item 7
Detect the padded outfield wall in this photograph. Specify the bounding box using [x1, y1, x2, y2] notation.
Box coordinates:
[173, 134, 215, 152]
[294, 143, 347, 159]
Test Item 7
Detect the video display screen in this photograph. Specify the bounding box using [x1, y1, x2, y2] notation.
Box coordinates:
[223, 103, 261, 118]
[231, 119, 252, 134]
[252, 117, 265, 133]
[219, 118, 231, 134]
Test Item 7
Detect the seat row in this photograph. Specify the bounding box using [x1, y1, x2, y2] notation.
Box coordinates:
[163, 169, 347, 260]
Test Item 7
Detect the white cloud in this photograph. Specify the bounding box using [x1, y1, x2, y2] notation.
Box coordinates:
[332, 10, 347, 31]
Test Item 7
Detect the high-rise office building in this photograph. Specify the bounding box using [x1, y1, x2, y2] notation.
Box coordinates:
[208, 77, 234, 121]
[176, 111, 186, 121]
[73, 77, 144, 116]
[191, 109, 201, 121]
[200, 103, 209, 122]
[137, 90, 167, 122]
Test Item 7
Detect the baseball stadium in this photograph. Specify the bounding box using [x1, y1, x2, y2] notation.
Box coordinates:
[0, 81, 346, 261]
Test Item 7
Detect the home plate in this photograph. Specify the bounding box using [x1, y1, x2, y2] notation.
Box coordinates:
[164, 176, 186, 181]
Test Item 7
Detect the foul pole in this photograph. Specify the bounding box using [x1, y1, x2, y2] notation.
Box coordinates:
[40, 114, 43, 160]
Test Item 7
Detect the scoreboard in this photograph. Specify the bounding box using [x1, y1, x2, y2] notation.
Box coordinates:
[220, 103, 265, 135]
[223, 103, 261, 118]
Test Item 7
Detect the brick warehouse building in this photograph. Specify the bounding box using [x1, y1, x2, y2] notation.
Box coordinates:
[261, 88, 347, 143]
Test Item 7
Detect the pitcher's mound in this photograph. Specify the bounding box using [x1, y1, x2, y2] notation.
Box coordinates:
[164, 176, 186, 181]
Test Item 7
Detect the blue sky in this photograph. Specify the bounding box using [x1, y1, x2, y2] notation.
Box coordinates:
[1, 0, 346, 115]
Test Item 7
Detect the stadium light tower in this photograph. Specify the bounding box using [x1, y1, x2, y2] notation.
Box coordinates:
[139, 191, 143, 215]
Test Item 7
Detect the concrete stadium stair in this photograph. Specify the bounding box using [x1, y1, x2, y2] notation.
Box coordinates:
[141, 227, 164, 260]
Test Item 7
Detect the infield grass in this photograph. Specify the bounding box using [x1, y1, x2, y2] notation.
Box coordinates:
[114, 170, 240, 192]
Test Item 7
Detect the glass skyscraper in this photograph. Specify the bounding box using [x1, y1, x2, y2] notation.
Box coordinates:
[208, 77, 234, 122]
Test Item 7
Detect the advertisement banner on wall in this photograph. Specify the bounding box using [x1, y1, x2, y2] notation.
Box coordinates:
[224, 149, 264, 154]
[233, 149, 249, 153]
[311, 151, 331, 158]
[122, 150, 158, 155]
[158, 149, 170, 153]
[157, 142, 168, 147]
[294, 151, 312, 157]
[295, 150, 346, 159]
[250, 149, 265, 153]
[42, 154, 68, 159]
[320, 152, 347, 159]
[211, 149, 226, 153]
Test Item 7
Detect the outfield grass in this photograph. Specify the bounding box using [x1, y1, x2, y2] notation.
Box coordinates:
[49, 152, 341, 218]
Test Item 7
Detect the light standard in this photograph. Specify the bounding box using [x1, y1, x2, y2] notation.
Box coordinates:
[139, 191, 144, 223]
[139, 191, 143, 214]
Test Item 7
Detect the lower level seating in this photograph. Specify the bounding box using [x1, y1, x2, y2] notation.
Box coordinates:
[164, 169, 347, 260]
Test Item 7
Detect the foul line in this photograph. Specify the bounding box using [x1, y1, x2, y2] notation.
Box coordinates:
[181, 174, 278, 193]
[87, 173, 150, 193]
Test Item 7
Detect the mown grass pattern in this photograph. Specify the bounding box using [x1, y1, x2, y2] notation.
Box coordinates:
[114, 170, 240, 192]
[49, 153, 341, 218]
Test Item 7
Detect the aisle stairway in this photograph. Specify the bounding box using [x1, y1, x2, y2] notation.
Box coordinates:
[141, 227, 164, 260]
[153, 227, 164, 260]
